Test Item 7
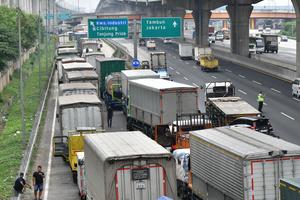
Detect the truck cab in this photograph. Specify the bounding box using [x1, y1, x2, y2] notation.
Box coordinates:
[146, 40, 156, 50]
[292, 78, 300, 98]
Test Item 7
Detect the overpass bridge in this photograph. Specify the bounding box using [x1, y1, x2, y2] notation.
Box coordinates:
[95, 0, 300, 77]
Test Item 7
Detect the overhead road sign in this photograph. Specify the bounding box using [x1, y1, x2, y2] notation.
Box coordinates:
[88, 18, 129, 39]
[58, 13, 71, 20]
[44, 14, 54, 20]
[141, 17, 182, 38]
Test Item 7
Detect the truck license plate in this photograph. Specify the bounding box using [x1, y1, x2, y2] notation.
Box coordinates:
[136, 182, 146, 189]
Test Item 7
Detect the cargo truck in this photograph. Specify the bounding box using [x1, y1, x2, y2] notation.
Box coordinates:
[280, 178, 300, 200]
[65, 70, 99, 89]
[103, 73, 123, 110]
[150, 52, 170, 80]
[205, 81, 235, 98]
[95, 57, 126, 97]
[206, 96, 260, 127]
[178, 43, 193, 60]
[59, 83, 97, 96]
[194, 47, 219, 71]
[120, 69, 160, 114]
[261, 34, 278, 53]
[62, 62, 95, 84]
[127, 78, 199, 148]
[53, 94, 103, 183]
[84, 131, 177, 200]
[189, 127, 300, 200]
[85, 52, 105, 68]
[81, 40, 98, 54]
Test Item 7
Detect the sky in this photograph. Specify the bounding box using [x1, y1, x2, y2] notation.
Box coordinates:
[58, 0, 294, 13]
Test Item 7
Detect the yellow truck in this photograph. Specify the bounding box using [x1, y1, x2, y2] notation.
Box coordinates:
[194, 47, 219, 71]
[53, 94, 104, 183]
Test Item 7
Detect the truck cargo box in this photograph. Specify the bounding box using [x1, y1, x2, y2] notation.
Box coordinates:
[178, 43, 193, 60]
[190, 127, 300, 200]
[280, 178, 300, 200]
[62, 62, 95, 83]
[58, 94, 103, 137]
[85, 52, 105, 68]
[59, 83, 97, 96]
[206, 96, 260, 126]
[84, 131, 177, 200]
[129, 78, 198, 126]
[96, 57, 126, 95]
[65, 70, 98, 89]
[121, 69, 160, 98]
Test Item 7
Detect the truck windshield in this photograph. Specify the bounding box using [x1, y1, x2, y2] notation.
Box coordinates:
[256, 40, 264, 47]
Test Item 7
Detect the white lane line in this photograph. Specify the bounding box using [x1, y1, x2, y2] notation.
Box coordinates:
[44, 97, 58, 200]
[263, 102, 268, 106]
[193, 66, 197, 69]
[185, 62, 190, 65]
[281, 112, 295, 121]
[184, 77, 189, 80]
[293, 97, 300, 102]
[252, 80, 262, 85]
[238, 89, 247, 95]
[169, 67, 174, 70]
[211, 75, 217, 79]
[225, 69, 232, 73]
[176, 71, 180, 75]
[193, 83, 199, 87]
[271, 88, 281, 94]
[238, 74, 246, 79]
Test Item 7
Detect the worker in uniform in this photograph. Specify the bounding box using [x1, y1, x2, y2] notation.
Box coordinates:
[257, 91, 265, 112]
[107, 105, 113, 128]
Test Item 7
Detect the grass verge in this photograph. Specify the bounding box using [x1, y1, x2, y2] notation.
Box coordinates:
[0, 41, 55, 199]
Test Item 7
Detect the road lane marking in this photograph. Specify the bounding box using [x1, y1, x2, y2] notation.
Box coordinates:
[252, 80, 262, 85]
[176, 71, 180, 75]
[193, 83, 199, 87]
[225, 69, 232, 73]
[271, 88, 281, 94]
[293, 97, 300, 102]
[238, 89, 247, 95]
[211, 75, 217, 79]
[184, 77, 189, 80]
[238, 74, 246, 79]
[281, 112, 295, 120]
[44, 97, 58, 200]
[185, 62, 190, 65]
[193, 66, 197, 69]
[173, 55, 177, 59]
[169, 67, 174, 70]
[263, 102, 267, 106]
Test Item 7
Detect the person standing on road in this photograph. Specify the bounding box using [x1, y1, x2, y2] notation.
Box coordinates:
[13, 172, 31, 197]
[257, 91, 265, 112]
[107, 105, 113, 128]
[32, 165, 45, 200]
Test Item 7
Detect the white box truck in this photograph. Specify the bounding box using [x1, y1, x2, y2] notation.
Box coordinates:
[178, 43, 193, 60]
[190, 127, 300, 200]
[84, 131, 177, 200]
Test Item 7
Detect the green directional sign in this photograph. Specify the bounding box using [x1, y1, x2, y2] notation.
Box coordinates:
[88, 18, 129, 39]
[141, 17, 182, 38]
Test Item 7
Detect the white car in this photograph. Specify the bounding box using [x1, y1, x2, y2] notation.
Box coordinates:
[292, 78, 300, 98]
[215, 33, 224, 41]
[163, 38, 172, 44]
[208, 33, 215, 44]
[146, 40, 156, 50]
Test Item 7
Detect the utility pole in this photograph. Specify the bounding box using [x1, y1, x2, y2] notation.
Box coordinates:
[17, 0, 26, 147]
[45, 0, 49, 74]
[133, 0, 138, 59]
[38, 0, 41, 98]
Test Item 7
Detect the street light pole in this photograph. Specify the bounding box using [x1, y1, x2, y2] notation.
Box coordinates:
[17, 0, 26, 147]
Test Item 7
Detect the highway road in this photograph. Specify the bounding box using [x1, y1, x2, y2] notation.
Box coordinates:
[114, 38, 300, 145]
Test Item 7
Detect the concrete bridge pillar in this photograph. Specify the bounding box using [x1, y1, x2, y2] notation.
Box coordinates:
[293, 0, 300, 78]
[226, 4, 253, 57]
[193, 9, 211, 47]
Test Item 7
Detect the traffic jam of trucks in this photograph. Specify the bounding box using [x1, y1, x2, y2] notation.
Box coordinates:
[53, 29, 300, 200]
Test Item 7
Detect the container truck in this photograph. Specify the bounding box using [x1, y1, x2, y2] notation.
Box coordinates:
[59, 83, 97, 96]
[103, 73, 123, 110]
[206, 96, 260, 127]
[189, 126, 300, 200]
[261, 34, 278, 53]
[84, 131, 177, 200]
[65, 70, 99, 89]
[85, 52, 105, 68]
[121, 69, 160, 114]
[81, 40, 98, 54]
[62, 62, 95, 84]
[178, 43, 193, 60]
[280, 178, 300, 200]
[53, 94, 103, 183]
[150, 52, 170, 80]
[127, 78, 199, 148]
[95, 57, 125, 97]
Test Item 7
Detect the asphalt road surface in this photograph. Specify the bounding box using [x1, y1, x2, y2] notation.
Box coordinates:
[114, 38, 300, 145]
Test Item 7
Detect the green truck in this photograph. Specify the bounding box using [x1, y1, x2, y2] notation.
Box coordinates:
[95, 57, 125, 108]
[280, 178, 300, 199]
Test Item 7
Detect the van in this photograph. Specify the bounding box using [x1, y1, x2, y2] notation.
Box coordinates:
[146, 40, 156, 50]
